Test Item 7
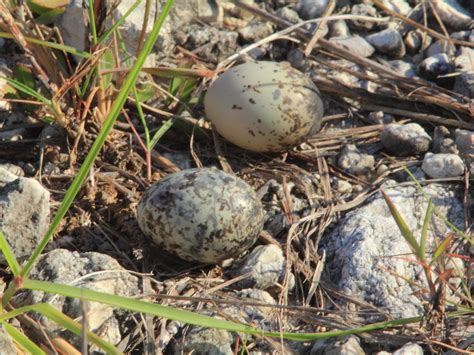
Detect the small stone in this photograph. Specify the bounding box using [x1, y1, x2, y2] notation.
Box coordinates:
[418, 53, 453, 81]
[231, 244, 285, 290]
[330, 36, 375, 58]
[422, 153, 465, 178]
[379, 0, 412, 16]
[297, 0, 329, 20]
[0, 168, 50, 261]
[430, 0, 473, 30]
[238, 21, 274, 43]
[338, 144, 375, 175]
[310, 336, 365, 355]
[425, 39, 456, 57]
[368, 111, 395, 124]
[0, 163, 24, 177]
[393, 342, 424, 355]
[287, 48, 309, 71]
[405, 30, 432, 54]
[227, 0, 256, 21]
[433, 125, 450, 153]
[0, 324, 15, 354]
[453, 71, 474, 98]
[451, 30, 470, 40]
[381, 123, 431, 156]
[197, 0, 223, 23]
[350, 4, 379, 30]
[439, 138, 458, 154]
[328, 20, 351, 38]
[388, 60, 417, 78]
[366, 29, 406, 58]
[455, 129, 474, 172]
[334, 179, 352, 194]
[454, 47, 474, 72]
[276, 6, 301, 24]
[377, 164, 389, 176]
[173, 327, 233, 355]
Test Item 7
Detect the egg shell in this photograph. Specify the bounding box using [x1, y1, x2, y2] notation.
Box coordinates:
[204, 61, 324, 152]
[137, 168, 264, 264]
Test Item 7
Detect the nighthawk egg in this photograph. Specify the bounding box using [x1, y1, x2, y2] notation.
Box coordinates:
[137, 168, 264, 264]
[204, 61, 324, 152]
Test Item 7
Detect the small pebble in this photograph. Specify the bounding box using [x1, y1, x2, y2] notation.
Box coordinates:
[333, 179, 353, 194]
[405, 30, 432, 54]
[276, 6, 301, 24]
[388, 60, 417, 78]
[381, 123, 431, 156]
[338, 144, 375, 175]
[366, 28, 406, 58]
[433, 125, 450, 153]
[422, 152, 465, 178]
[330, 36, 375, 58]
[350, 4, 379, 30]
[328, 20, 351, 38]
[425, 39, 456, 57]
[430, 0, 472, 30]
[453, 71, 474, 98]
[297, 0, 329, 20]
[454, 47, 474, 72]
[392, 342, 424, 355]
[418, 53, 453, 81]
[439, 138, 459, 154]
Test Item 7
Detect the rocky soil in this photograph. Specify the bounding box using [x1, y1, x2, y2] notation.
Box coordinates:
[0, 0, 473, 354]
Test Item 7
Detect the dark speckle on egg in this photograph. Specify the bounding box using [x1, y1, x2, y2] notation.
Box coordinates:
[136, 168, 264, 264]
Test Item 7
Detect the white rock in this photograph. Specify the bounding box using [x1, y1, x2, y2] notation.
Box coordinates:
[388, 60, 417, 78]
[422, 152, 465, 178]
[366, 29, 406, 58]
[393, 342, 424, 355]
[173, 327, 233, 355]
[323, 183, 464, 318]
[426, 39, 456, 57]
[338, 144, 375, 175]
[381, 123, 431, 156]
[455, 129, 474, 173]
[232, 244, 285, 289]
[350, 4, 379, 30]
[328, 20, 351, 38]
[14, 249, 140, 347]
[0, 168, 49, 261]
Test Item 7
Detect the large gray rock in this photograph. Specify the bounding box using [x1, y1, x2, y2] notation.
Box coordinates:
[323, 183, 464, 318]
[14, 249, 140, 347]
[0, 168, 49, 261]
[381, 123, 431, 156]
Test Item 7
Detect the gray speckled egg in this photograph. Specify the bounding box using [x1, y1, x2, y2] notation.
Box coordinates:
[204, 61, 324, 152]
[137, 168, 264, 264]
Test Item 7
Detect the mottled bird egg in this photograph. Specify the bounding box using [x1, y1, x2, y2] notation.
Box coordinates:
[137, 168, 264, 264]
[204, 61, 324, 152]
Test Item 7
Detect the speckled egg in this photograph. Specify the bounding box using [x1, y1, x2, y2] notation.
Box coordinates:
[204, 61, 324, 152]
[137, 168, 264, 264]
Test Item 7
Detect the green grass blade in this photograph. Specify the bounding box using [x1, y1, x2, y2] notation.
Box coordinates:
[1, 76, 51, 104]
[149, 117, 175, 150]
[0, 304, 118, 354]
[381, 190, 421, 257]
[132, 85, 150, 146]
[0, 32, 91, 58]
[33, 303, 120, 354]
[419, 199, 433, 263]
[98, 0, 143, 44]
[431, 234, 454, 266]
[21, 279, 470, 341]
[87, 0, 98, 46]
[18, 0, 176, 279]
[2, 321, 46, 354]
[0, 230, 21, 276]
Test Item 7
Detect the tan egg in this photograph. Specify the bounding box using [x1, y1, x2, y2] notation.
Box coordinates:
[137, 168, 264, 264]
[204, 61, 324, 152]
